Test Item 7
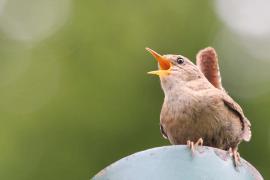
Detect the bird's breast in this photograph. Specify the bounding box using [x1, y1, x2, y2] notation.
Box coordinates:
[161, 93, 201, 124]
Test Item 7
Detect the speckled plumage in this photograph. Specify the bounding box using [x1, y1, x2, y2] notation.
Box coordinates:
[149, 47, 251, 151]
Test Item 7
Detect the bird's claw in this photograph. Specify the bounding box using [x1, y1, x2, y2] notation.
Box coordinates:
[228, 147, 241, 167]
[187, 138, 203, 155]
[187, 140, 194, 154]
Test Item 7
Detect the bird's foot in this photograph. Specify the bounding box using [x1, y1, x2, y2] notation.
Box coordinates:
[228, 147, 241, 167]
[187, 138, 203, 155]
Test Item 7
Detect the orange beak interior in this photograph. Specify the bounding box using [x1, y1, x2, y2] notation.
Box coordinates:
[146, 47, 171, 70]
[146, 47, 171, 76]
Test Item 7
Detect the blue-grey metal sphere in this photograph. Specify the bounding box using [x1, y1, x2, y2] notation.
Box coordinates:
[92, 145, 263, 180]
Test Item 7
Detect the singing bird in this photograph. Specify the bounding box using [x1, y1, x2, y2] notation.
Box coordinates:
[146, 47, 251, 165]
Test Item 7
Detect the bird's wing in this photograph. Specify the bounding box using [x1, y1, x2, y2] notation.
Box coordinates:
[160, 124, 168, 139]
[222, 96, 251, 142]
[196, 47, 224, 90]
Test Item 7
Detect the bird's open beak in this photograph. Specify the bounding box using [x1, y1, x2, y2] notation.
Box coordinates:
[146, 47, 171, 76]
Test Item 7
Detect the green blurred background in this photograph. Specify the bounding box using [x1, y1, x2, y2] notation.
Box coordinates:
[0, 0, 269, 179]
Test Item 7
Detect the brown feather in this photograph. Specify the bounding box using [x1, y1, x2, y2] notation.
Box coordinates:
[222, 97, 251, 142]
[196, 47, 223, 90]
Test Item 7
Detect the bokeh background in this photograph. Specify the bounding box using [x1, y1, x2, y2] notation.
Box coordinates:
[0, 0, 269, 179]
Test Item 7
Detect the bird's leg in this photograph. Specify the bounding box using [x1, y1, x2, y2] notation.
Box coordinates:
[187, 138, 203, 155]
[187, 140, 194, 153]
[195, 138, 203, 146]
[228, 147, 241, 167]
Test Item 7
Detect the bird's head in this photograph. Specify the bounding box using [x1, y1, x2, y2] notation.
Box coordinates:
[146, 47, 203, 92]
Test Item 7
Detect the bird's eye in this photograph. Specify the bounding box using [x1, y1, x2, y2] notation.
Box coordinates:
[176, 57, 184, 64]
